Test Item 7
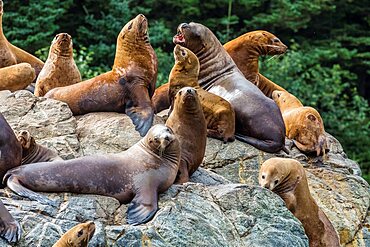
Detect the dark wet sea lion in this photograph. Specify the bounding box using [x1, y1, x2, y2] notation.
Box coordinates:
[224, 30, 288, 98]
[166, 87, 207, 184]
[35, 33, 81, 97]
[17, 130, 62, 164]
[53, 221, 95, 247]
[173, 22, 287, 153]
[169, 45, 235, 142]
[272, 90, 327, 156]
[45, 14, 158, 137]
[259, 158, 340, 247]
[5, 124, 180, 225]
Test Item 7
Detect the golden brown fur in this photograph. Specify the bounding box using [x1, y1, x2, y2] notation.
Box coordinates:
[224, 30, 287, 98]
[166, 87, 207, 184]
[272, 90, 327, 156]
[152, 83, 170, 113]
[35, 33, 81, 96]
[0, 63, 35, 91]
[45, 14, 158, 137]
[52, 221, 95, 247]
[169, 45, 235, 142]
[259, 158, 340, 247]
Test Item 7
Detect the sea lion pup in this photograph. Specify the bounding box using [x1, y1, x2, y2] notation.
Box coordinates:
[169, 45, 235, 142]
[152, 83, 170, 113]
[259, 158, 340, 247]
[0, 63, 35, 91]
[5, 124, 180, 225]
[53, 221, 95, 247]
[0, 0, 44, 77]
[166, 87, 207, 184]
[17, 130, 62, 165]
[224, 30, 288, 98]
[45, 14, 158, 137]
[34, 33, 81, 97]
[272, 90, 327, 156]
[174, 22, 287, 153]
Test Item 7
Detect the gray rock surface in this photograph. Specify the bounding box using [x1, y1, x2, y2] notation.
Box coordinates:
[0, 90, 368, 246]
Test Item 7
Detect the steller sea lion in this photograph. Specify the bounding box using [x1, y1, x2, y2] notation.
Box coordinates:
[0, 113, 22, 243]
[4, 124, 180, 226]
[224, 30, 288, 98]
[259, 157, 340, 247]
[152, 83, 170, 114]
[173, 22, 287, 153]
[166, 87, 207, 184]
[272, 90, 327, 156]
[0, 63, 35, 91]
[45, 14, 158, 137]
[0, 0, 44, 77]
[52, 221, 95, 247]
[169, 45, 235, 142]
[17, 130, 62, 165]
[34, 33, 81, 97]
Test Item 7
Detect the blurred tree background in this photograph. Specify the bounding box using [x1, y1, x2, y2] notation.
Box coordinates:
[2, 0, 369, 180]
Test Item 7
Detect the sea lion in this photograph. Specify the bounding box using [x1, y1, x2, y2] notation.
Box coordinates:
[0, 113, 22, 243]
[174, 22, 287, 153]
[152, 83, 170, 114]
[0, 63, 36, 91]
[5, 124, 180, 225]
[166, 87, 207, 184]
[259, 157, 340, 247]
[224, 30, 288, 98]
[17, 130, 62, 165]
[169, 45, 235, 142]
[53, 221, 95, 247]
[34, 33, 81, 97]
[0, 0, 44, 77]
[45, 14, 157, 137]
[272, 90, 327, 156]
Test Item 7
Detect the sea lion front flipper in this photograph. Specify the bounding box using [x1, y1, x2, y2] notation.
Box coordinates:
[126, 188, 158, 226]
[6, 176, 58, 207]
[0, 201, 22, 243]
[124, 82, 154, 137]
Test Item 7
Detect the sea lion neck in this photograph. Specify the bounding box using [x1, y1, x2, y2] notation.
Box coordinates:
[51, 43, 73, 59]
[139, 138, 180, 167]
[0, 3, 5, 40]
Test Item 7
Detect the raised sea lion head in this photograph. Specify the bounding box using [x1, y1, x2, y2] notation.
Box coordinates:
[118, 14, 149, 45]
[173, 22, 216, 54]
[173, 86, 201, 112]
[272, 90, 303, 109]
[51, 33, 73, 57]
[173, 44, 200, 75]
[17, 130, 35, 151]
[145, 124, 177, 156]
[259, 157, 303, 193]
[246, 30, 287, 55]
[59, 221, 95, 247]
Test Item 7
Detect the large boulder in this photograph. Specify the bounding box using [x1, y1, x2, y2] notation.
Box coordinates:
[0, 90, 368, 246]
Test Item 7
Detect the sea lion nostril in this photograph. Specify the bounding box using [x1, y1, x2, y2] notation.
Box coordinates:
[164, 136, 170, 141]
[187, 88, 192, 93]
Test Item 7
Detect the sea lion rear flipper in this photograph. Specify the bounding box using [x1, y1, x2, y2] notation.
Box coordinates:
[235, 134, 285, 153]
[0, 201, 22, 243]
[126, 189, 158, 225]
[6, 176, 58, 207]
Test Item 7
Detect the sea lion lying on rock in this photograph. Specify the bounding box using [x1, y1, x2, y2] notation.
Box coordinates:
[52, 221, 95, 247]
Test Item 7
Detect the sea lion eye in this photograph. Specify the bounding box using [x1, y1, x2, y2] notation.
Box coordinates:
[77, 229, 84, 237]
[181, 51, 186, 56]
[261, 175, 265, 179]
[274, 179, 279, 185]
[128, 22, 133, 30]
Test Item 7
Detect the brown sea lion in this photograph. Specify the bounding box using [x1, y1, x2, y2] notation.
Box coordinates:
[34, 33, 81, 97]
[166, 87, 207, 184]
[5, 124, 180, 225]
[169, 45, 235, 142]
[45, 14, 157, 137]
[17, 130, 62, 165]
[0, 113, 22, 243]
[0, 0, 44, 77]
[0, 63, 35, 91]
[272, 90, 327, 156]
[174, 22, 287, 153]
[259, 158, 340, 247]
[52, 221, 95, 247]
[224, 30, 288, 98]
[152, 83, 170, 114]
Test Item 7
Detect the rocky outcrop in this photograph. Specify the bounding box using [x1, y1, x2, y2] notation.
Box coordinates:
[0, 90, 368, 246]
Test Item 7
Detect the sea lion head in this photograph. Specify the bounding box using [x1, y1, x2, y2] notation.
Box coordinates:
[118, 14, 149, 45]
[173, 22, 215, 54]
[145, 124, 178, 156]
[17, 130, 35, 152]
[63, 221, 95, 246]
[173, 44, 200, 75]
[272, 90, 303, 109]
[173, 86, 201, 112]
[51, 33, 73, 57]
[248, 31, 287, 55]
[0, 0, 3, 15]
[259, 157, 303, 192]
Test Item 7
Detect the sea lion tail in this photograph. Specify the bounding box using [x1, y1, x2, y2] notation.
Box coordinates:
[235, 134, 285, 153]
[6, 175, 58, 207]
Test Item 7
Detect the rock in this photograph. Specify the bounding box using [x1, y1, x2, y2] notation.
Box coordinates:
[0, 90, 368, 246]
